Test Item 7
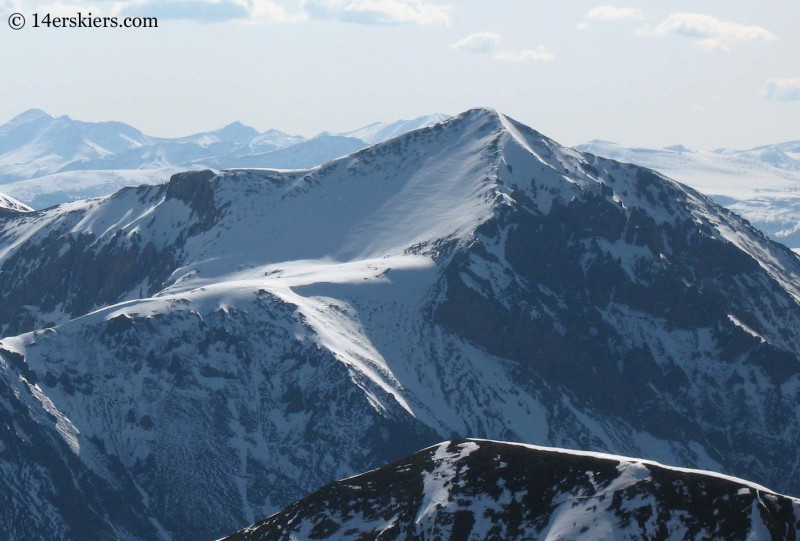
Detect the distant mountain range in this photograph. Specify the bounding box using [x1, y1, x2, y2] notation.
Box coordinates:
[575, 140, 800, 250]
[224, 439, 800, 540]
[2, 109, 798, 254]
[2, 109, 800, 540]
[0, 109, 448, 209]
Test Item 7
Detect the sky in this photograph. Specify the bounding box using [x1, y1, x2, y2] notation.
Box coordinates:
[0, 0, 798, 149]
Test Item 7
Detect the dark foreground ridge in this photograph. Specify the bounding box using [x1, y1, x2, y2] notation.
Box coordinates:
[223, 439, 800, 541]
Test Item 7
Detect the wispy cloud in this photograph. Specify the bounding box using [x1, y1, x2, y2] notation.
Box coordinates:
[301, 0, 450, 26]
[451, 32, 553, 63]
[761, 78, 800, 101]
[493, 47, 553, 63]
[585, 5, 643, 21]
[114, 0, 293, 23]
[451, 32, 501, 54]
[641, 12, 776, 50]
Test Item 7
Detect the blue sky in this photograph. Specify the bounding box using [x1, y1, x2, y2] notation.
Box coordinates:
[1, 0, 797, 149]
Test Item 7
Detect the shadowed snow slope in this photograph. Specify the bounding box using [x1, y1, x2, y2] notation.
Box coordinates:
[223, 439, 800, 541]
[1, 109, 800, 540]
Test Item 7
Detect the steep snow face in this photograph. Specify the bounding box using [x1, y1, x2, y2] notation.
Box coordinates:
[2, 108, 800, 540]
[575, 139, 800, 248]
[222, 439, 800, 541]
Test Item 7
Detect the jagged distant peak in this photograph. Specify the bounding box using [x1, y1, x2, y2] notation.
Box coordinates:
[216, 120, 259, 135]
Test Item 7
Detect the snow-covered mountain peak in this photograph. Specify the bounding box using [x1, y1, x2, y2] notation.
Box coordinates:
[187, 121, 260, 145]
[5, 108, 54, 125]
[248, 128, 305, 150]
[3, 109, 800, 540]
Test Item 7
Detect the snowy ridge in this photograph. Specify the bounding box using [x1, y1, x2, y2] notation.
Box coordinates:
[470, 439, 795, 498]
[576, 139, 800, 248]
[222, 439, 800, 541]
[1, 108, 800, 540]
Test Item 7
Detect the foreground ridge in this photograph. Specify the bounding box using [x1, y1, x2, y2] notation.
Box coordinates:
[223, 439, 800, 540]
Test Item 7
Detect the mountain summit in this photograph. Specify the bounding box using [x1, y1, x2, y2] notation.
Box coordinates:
[1, 108, 799, 540]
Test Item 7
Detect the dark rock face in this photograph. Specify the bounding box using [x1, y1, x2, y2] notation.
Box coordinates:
[164, 169, 219, 231]
[0, 173, 225, 336]
[223, 439, 800, 541]
[0, 229, 178, 335]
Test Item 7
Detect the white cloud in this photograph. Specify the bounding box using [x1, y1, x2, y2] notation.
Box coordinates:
[301, 0, 450, 26]
[761, 78, 800, 101]
[248, 0, 295, 21]
[585, 5, 642, 21]
[644, 12, 776, 49]
[451, 32, 501, 54]
[493, 47, 554, 63]
[575, 22, 591, 31]
[452, 32, 552, 63]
